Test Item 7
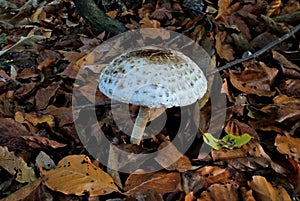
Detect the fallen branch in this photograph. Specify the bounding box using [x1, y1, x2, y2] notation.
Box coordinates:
[207, 23, 300, 76]
[73, 0, 126, 35]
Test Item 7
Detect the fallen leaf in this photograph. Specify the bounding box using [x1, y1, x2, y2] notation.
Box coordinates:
[216, 0, 233, 19]
[0, 35, 45, 56]
[0, 178, 42, 201]
[35, 81, 61, 110]
[195, 166, 239, 187]
[279, 79, 300, 97]
[24, 112, 55, 127]
[215, 31, 234, 61]
[42, 155, 119, 196]
[0, 146, 36, 183]
[22, 135, 67, 149]
[275, 135, 300, 163]
[211, 142, 271, 161]
[155, 141, 192, 172]
[45, 105, 73, 127]
[203, 133, 253, 150]
[224, 119, 260, 140]
[0, 117, 32, 137]
[124, 170, 181, 196]
[140, 17, 161, 28]
[229, 62, 278, 97]
[266, 0, 281, 16]
[198, 183, 239, 201]
[248, 176, 291, 201]
[240, 187, 256, 201]
[35, 151, 56, 170]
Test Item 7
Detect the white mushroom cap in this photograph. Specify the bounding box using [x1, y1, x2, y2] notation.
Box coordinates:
[98, 48, 207, 108]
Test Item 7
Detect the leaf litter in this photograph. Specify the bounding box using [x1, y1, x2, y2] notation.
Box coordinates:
[0, 0, 299, 200]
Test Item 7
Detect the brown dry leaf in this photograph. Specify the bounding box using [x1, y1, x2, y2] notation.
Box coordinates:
[195, 166, 232, 187]
[127, 189, 163, 201]
[151, 7, 172, 21]
[241, 187, 256, 201]
[266, 0, 281, 16]
[0, 117, 32, 137]
[279, 79, 300, 97]
[35, 81, 61, 110]
[248, 176, 291, 201]
[22, 135, 67, 149]
[106, 10, 119, 19]
[185, 191, 194, 201]
[216, 0, 233, 19]
[30, 7, 47, 22]
[215, 31, 234, 61]
[198, 183, 239, 201]
[24, 112, 55, 128]
[272, 50, 300, 72]
[0, 178, 42, 201]
[0, 146, 36, 183]
[45, 105, 73, 127]
[224, 119, 259, 140]
[140, 17, 161, 28]
[139, 28, 170, 40]
[211, 142, 271, 161]
[42, 155, 119, 196]
[15, 111, 38, 133]
[224, 157, 270, 171]
[155, 141, 192, 172]
[182, 172, 206, 194]
[14, 82, 38, 100]
[229, 62, 278, 97]
[124, 170, 181, 196]
[275, 135, 300, 163]
[269, 95, 300, 123]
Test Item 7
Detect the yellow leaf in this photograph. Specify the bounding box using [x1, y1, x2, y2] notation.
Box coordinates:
[42, 155, 119, 196]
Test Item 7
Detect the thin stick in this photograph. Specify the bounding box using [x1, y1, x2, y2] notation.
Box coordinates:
[207, 23, 300, 76]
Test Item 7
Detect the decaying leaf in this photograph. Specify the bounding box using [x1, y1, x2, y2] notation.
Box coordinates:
[275, 135, 300, 163]
[24, 112, 55, 128]
[0, 178, 42, 201]
[0, 35, 45, 56]
[124, 170, 181, 196]
[215, 31, 235, 61]
[248, 176, 291, 201]
[0, 146, 36, 183]
[216, 0, 233, 19]
[211, 142, 271, 161]
[22, 135, 67, 149]
[203, 133, 253, 150]
[195, 166, 233, 187]
[266, 0, 281, 17]
[229, 62, 278, 97]
[198, 183, 239, 201]
[41, 155, 119, 196]
[155, 141, 192, 172]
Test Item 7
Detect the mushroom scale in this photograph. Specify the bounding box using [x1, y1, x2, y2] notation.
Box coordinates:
[99, 49, 207, 109]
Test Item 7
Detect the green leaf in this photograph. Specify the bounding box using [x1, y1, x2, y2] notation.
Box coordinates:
[203, 133, 253, 150]
[203, 133, 222, 150]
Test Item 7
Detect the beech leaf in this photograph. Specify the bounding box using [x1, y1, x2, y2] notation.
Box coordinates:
[203, 133, 253, 150]
[41, 155, 119, 196]
[0, 146, 36, 183]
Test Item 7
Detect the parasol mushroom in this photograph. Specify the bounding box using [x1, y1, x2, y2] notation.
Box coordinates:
[98, 48, 207, 145]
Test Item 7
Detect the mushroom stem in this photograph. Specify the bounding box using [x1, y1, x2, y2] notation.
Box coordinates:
[130, 106, 151, 145]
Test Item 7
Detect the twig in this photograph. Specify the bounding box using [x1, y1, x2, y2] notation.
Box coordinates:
[207, 23, 300, 76]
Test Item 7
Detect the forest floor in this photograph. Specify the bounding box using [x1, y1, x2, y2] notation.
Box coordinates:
[0, 0, 300, 200]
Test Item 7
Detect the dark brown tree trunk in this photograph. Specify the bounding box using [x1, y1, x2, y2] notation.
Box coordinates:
[73, 0, 126, 35]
